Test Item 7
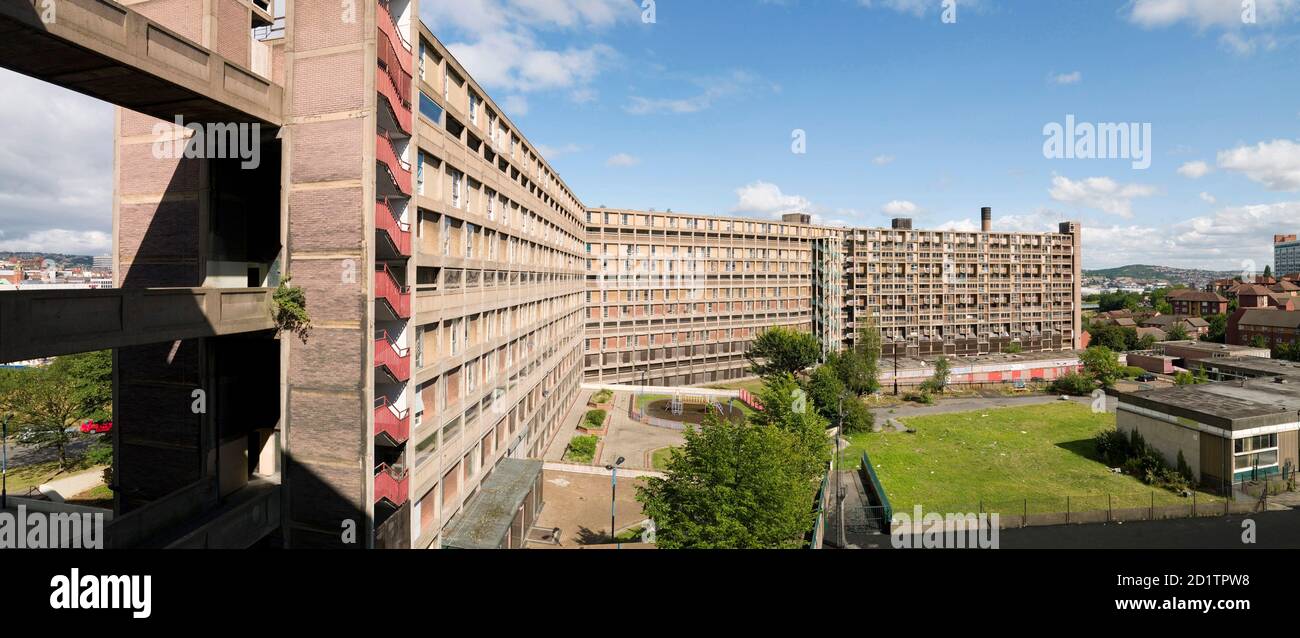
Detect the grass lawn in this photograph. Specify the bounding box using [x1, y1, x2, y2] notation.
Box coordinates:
[704, 378, 766, 395]
[2, 458, 96, 496]
[635, 394, 672, 411]
[845, 402, 1224, 514]
[66, 483, 114, 509]
[651, 446, 677, 471]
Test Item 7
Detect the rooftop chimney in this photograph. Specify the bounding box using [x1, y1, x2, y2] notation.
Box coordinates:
[981, 207, 992, 232]
[891, 218, 912, 230]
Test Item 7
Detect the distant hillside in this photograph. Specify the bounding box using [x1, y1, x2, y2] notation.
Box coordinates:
[1083, 264, 1238, 284]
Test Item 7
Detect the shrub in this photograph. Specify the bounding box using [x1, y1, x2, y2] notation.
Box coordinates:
[1050, 372, 1095, 396]
[591, 389, 614, 405]
[272, 276, 312, 343]
[903, 391, 934, 405]
[1095, 427, 1193, 492]
[83, 440, 113, 466]
[1122, 366, 1146, 379]
[565, 435, 599, 463]
[583, 409, 608, 430]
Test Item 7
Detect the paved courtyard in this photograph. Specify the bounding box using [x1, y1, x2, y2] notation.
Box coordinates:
[529, 469, 650, 548]
[542, 390, 685, 469]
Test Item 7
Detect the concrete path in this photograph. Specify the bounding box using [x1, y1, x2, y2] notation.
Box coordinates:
[542, 389, 595, 461]
[38, 466, 106, 502]
[598, 392, 685, 470]
[870, 394, 1115, 419]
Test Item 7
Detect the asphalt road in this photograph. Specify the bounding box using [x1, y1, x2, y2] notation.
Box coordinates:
[0, 437, 93, 467]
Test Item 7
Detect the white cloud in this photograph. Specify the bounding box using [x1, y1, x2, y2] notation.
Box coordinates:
[871, 154, 895, 166]
[1127, 0, 1300, 28]
[731, 181, 812, 217]
[625, 70, 773, 115]
[1047, 175, 1158, 218]
[419, 0, 627, 98]
[1177, 160, 1213, 178]
[0, 229, 111, 256]
[606, 153, 640, 167]
[1084, 201, 1300, 269]
[881, 200, 920, 216]
[0, 69, 114, 256]
[856, 0, 987, 17]
[503, 94, 529, 116]
[536, 142, 585, 159]
[1049, 71, 1082, 85]
[1200, 191, 1217, 204]
[1216, 139, 1300, 191]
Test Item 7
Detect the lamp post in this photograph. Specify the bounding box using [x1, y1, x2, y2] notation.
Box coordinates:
[605, 456, 625, 547]
[837, 394, 847, 548]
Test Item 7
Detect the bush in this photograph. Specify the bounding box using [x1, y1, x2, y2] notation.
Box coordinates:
[83, 440, 113, 466]
[1050, 372, 1095, 396]
[838, 396, 874, 435]
[903, 391, 934, 405]
[1122, 366, 1146, 379]
[1094, 428, 1192, 492]
[564, 435, 599, 463]
[591, 389, 614, 405]
[583, 409, 608, 430]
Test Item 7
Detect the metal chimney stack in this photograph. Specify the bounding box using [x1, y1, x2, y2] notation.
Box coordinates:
[981, 207, 992, 232]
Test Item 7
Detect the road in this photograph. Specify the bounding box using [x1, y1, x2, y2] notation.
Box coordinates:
[0, 436, 93, 468]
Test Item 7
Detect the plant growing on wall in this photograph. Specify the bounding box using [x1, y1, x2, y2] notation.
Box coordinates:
[272, 276, 312, 343]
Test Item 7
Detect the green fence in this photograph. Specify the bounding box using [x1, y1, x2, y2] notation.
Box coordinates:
[859, 451, 893, 533]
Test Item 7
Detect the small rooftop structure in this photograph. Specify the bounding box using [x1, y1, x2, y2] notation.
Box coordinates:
[1121, 376, 1300, 431]
[443, 458, 544, 550]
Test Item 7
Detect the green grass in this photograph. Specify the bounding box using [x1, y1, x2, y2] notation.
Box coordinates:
[2, 457, 98, 495]
[705, 378, 766, 395]
[845, 402, 1224, 514]
[563, 435, 599, 464]
[635, 394, 672, 411]
[651, 446, 677, 471]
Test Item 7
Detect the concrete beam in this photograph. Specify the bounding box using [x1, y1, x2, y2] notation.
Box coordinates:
[0, 0, 283, 125]
[0, 287, 277, 362]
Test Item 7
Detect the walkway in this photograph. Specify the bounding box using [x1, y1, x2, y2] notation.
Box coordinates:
[39, 466, 106, 502]
[542, 389, 594, 462]
[598, 392, 686, 469]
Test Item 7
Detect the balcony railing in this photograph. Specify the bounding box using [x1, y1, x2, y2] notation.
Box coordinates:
[378, 0, 412, 52]
[376, 132, 411, 195]
[376, 198, 412, 256]
[374, 329, 411, 382]
[376, 66, 412, 134]
[374, 463, 409, 506]
[375, 264, 411, 318]
[374, 396, 410, 444]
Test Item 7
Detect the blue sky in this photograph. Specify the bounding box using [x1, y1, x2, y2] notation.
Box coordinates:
[1, 0, 1297, 271]
[420, 0, 1300, 270]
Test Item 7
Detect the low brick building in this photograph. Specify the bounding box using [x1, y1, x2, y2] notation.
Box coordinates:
[1167, 289, 1228, 317]
[1228, 308, 1300, 349]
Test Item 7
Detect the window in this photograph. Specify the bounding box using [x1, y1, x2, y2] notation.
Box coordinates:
[468, 93, 480, 124]
[451, 170, 463, 208]
[1234, 433, 1279, 472]
[416, 153, 425, 195]
[418, 91, 443, 125]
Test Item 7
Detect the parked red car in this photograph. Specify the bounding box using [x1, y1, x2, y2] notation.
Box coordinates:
[80, 419, 112, 434]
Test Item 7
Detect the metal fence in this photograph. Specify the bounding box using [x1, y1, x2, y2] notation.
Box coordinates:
[858, 451, 894, 534]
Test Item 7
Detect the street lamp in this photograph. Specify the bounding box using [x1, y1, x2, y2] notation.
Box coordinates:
[837, 394, 847, 548]
[605, 456, 625, 547]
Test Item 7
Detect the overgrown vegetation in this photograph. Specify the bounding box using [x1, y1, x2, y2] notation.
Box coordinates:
[589, 389, 614, 405]
[272, 276, 312, 343]
[564, 435, 599, 464]
[582, 409, 608, 430]
[1050, 372, 1096, 396]
[1094, 428, 1194, 493]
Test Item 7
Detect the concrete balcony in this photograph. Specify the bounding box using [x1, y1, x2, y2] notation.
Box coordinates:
[0, 287, 275, 363]
[0, 0, 283, 125]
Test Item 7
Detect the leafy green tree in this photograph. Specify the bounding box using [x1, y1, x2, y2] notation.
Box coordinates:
[921, 357, 951, 394]
[1250, 335, 1269, 349]
[637, 411, 821, 549]
[1202, 314, 1228, 343]
[750, 374, 832, 482]
[1165, 323, 1190, 342]
[1264, 265, 1273, 280]
[745, 327, 821, 378]
[1088, 324, 1130, 351]
[48, 350, 112, 421]
[805, 365, 874, 434]
[7, 367, 85, 468]
[1081, 346, 1123, 388]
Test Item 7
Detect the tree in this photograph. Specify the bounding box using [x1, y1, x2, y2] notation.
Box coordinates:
[805, 365, 874, 434]
[7, 367, 85, 468]
[1081, 346, 1123, 388]
[637, 388, 829, 548]
[47, 350, 112, 421]
[1165, 323, 1190, 342]
[1202, 314, 1228, 343]
[1264, 265, 1273, 280]
[745, 327, 821, 378]
[1088, 324, 1131, 351]
[834, 320, 882, 396]
[921, 357, 951, 394]
[750, 374, 832, 482]
[1250, 335, 1269, 349]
